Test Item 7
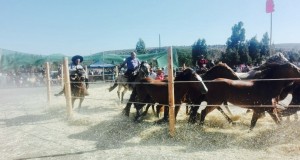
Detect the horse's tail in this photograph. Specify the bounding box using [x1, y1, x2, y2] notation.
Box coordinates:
[108, 81, 118, 92]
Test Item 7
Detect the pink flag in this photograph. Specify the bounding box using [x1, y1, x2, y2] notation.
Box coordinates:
[266, 0, 275, 13]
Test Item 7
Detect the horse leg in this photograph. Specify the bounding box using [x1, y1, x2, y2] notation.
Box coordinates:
[152, 105, 156, 116]
[142, 103, 152, 116]
[223, 101, 233, 116]
[217, 106, 234, 125]
[134, 103, 146, 122]
[108, 81, 118, 92]
[266, 108, 281, 125]
[188, 106, 200, 124]
[155, 105, 168, 124]
[117, 91, 120, 100]
[156, 105, 164, 117]
[250, 110, 264, 131]
[199, 106, 217, 126]
[186, 105, 190, 115]
[121, 87, 127, 103]
[122, 88, 137, 116]
[78, 97, 84, 110]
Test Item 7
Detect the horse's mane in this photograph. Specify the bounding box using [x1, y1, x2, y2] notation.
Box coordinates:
[202, 62, 239, 80]
[254, 52, 289, 71]
[253, 52, 300, 79]
[175, 67, 195, 81]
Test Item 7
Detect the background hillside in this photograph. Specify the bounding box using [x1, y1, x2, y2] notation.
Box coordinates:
[1, 43, 300, 72]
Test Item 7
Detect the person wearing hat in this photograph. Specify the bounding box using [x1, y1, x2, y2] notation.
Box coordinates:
[119, 51, 141, 84]
[70, 55, 84, 71]
[55, 55, 89, 96]
[155, 68, 164, 80]
[197, 55, 208, 69]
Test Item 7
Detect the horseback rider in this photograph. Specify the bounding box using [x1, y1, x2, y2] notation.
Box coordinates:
[119, 51, 141, 86]
[55, 55, 89, 96]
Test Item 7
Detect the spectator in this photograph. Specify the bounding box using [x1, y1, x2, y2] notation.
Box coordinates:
[155, 68, 164, 80]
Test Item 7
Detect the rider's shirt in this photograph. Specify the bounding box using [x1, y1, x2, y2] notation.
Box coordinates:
[198, 59, 208, 68]
[124, 57, 140, 71]
[69, 63, 84, 71]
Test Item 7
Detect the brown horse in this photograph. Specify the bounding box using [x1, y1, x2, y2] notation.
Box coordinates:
[198, 62, 300, 130]
[133, 68, 208, 122]
[142, 63, 240, 122]
[122, 61, 151, 116]
[70, 68, 88, 109]
[188, 62, 241, 124]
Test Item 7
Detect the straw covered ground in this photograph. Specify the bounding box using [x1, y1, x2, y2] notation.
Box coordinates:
[1, 83, 300, 160]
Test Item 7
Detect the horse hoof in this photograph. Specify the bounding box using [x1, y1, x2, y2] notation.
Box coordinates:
[188, 118, 197, 124]
[154, 118, 168, 125]
[134, 117, 142, 123]
[122, 110, 130, 117]
[141, 112, 148, 117]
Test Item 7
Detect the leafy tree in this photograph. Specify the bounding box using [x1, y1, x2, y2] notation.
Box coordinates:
[260, 32, 270, 58]
[192, 38, 208, 66]
[248, 36, 260, 64]
[223, 21, 247, 66]
[136, 38, 146, 54]
[239, 43, 251, 64]
[176, 47, 193, 67]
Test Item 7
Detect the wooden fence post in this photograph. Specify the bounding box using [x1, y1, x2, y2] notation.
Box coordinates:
[61, 64, 64, 87]
[63, 57, 73, 118]
[45, 62, 51, 105]
[168, 47, 175, 137]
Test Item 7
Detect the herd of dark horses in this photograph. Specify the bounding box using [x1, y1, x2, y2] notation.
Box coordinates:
[115, 53, 300, 131]
[68, 53, 300, 131]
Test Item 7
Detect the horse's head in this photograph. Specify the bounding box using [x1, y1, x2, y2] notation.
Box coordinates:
[202, 62, 240, 80]
[138, 61, 150, 79]
[175, 67, 208, 94]
[71, 68, 86, 82]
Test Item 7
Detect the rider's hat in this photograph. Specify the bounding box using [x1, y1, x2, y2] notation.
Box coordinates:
[72, 55, 84, 63]
[157, 68, 163, 72]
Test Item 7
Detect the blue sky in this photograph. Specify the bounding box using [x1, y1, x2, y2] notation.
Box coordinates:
[0, 0, 299, 55]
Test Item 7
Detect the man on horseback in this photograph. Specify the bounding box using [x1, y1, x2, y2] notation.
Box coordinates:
[119, 51, 141, 87]
[55, 55, 89, 96]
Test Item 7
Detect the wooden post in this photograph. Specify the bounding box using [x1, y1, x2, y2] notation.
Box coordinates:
[167, 46, 175, 137]
[45, 62, 51, 105]
[60, 64, 64, 87]
[63, 57, 73, 118]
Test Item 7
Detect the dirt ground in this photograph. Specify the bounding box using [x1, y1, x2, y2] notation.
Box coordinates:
[1, 83, 300, 160]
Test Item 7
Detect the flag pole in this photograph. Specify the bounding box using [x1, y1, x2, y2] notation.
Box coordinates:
[270, 12, 273, 55]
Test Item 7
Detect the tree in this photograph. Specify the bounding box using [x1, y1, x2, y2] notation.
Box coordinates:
[223, 21, 247, 66]
[176, 47, 193, 67]
[136, 38, 146, 54]
[192, 38, 208, 66]
[260, 32, 270, 59]
[248, 36, 260, 64]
